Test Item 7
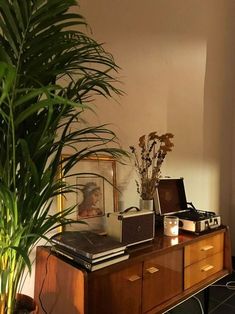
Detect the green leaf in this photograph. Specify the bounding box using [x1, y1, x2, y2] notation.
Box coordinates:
[14, 96, 89, 126]
[0, 1, 22, 43]
[10, 246, 32, 272]
[0, 62, 16, 104]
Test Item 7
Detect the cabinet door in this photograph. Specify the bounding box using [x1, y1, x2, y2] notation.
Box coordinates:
[88, 263, 142, 314]
[142, 248, 183, 313]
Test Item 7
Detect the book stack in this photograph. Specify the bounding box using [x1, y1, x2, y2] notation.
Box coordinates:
[51, 231, 129, 272]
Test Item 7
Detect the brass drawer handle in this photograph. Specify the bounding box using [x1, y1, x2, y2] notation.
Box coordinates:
[127, 275, 141, 282]
[201, 265, 214, 272]
[201, 245, 214, 251]
[146, 267, 160, 274]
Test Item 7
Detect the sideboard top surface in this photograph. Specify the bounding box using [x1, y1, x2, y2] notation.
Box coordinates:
[127, 226, 226, 259]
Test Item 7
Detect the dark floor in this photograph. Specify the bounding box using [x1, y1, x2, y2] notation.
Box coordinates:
[165, 271, 235, 314]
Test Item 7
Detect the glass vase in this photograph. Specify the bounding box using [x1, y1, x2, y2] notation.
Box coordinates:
[139, 198, 153, 211]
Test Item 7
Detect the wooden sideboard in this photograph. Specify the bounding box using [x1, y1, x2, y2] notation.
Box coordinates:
[34, 226, 232, 314]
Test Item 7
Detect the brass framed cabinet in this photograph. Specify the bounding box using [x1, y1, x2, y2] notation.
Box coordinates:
[34, 227, 232, 314]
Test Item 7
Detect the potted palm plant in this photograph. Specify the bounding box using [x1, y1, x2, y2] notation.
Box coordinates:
[0, 1, 126, 313]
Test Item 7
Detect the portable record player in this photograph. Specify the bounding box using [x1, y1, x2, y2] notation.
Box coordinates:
[154, 178, 221, 234]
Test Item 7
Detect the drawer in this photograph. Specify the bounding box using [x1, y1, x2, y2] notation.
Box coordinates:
[184, 251, 223, 289]
[185, 233, 224, 266]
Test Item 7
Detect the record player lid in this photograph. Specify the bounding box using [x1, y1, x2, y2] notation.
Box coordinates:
[155, 178, 188, 215]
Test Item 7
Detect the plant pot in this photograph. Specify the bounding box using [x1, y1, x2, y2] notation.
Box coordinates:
[14, 294, 38, 314]
[139, 198, 153, 211]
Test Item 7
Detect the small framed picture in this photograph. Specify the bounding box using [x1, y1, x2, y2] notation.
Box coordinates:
[58, 155, 117, 233]
[76, 176, 105, 219]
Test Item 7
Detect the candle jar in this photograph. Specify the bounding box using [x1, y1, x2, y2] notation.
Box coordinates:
[164, 216, 179, 236]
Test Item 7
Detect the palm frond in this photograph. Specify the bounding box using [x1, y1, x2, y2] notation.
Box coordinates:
[0, 0, 120, 102]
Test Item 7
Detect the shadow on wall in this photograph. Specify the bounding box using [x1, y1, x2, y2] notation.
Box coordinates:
[203, 1, 235, 228]
[79, 0, 235, 249]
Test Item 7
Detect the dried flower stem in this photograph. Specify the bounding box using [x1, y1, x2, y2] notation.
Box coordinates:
[130, 132, 174, 200]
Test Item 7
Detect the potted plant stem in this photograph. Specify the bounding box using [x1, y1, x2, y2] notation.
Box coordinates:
[0, 1, 126, 313]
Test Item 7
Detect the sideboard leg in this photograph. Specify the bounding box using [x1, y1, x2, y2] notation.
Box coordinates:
[204, 287, 210, 314]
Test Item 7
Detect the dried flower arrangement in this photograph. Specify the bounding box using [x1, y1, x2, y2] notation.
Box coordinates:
[130, 131, 174, 200]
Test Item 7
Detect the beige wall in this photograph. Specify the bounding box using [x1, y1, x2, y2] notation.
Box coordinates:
[79, 0, 235, 223]
[24, 0, 235, 297]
